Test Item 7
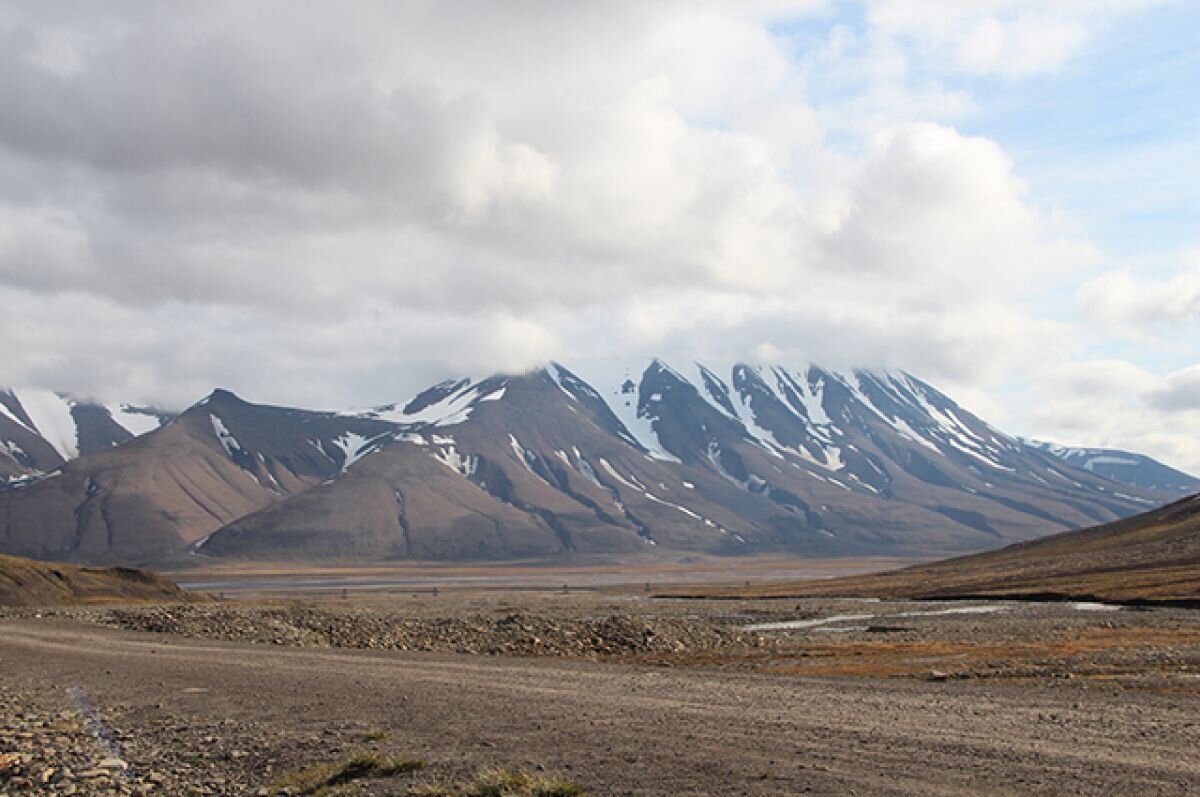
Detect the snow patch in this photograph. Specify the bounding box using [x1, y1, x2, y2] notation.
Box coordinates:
[331, 432, 378, 472]
[891, 417, 940, 453]
[478, 386, 506, 402]
[209, 414, 242, 458]
[565, 361, 681, 462]
[598, 458, 641, 491]
[432, 444, 478, 477]
[14, 389, 79, 459]
[544, 362, 576, 400]
[0, 400, 32, 431]
[641, 490, 703, 520]
[108, 404, 164, 437]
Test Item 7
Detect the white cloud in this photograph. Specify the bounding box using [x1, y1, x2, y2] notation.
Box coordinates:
[1078, 254, 1200, 331]
[1028, 360, 1200, 474]
[0, 1, 1194, 478]
[1146, 365, 1200, 413]
[0, 4, 1087, 376]
[865, 1, 1164, 78]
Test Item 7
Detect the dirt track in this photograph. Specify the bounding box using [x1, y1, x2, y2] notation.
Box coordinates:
[4, 617, 1200, 796]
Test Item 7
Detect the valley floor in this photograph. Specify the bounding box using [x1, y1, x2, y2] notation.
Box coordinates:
[2, 589, 1200, 795]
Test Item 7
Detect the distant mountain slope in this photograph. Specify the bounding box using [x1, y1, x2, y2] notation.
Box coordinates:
[1024, 440, 1199, 496]
[0, 362, 1181, 565]
[1, 387, 172, 482]
[200, 361, 1170, 562]
[0, 553, 186, 606]
[0, 390, 395, 564]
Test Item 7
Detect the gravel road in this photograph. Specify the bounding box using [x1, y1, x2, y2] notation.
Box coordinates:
[3, 617, 1200, 796]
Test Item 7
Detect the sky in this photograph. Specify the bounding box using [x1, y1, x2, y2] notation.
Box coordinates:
[1, 1, 1198, 473]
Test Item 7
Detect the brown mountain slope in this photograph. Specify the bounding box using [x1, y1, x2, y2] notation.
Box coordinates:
[2, 363, 1183, 567]
[0, 390, 396, 564]
[0, 553, 186, 606]
[199, 365, 1177, 563]
[201, 369, 936, 561]
[200, 373, 690, 560]
[702, 493, 1200, 602]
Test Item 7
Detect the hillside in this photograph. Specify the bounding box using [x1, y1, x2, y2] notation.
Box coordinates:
[0, 553, 187, 606]
[700, 492, 1200, 603]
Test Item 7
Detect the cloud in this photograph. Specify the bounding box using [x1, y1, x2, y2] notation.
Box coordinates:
[0, 6, 1084, 373]
[1028, 360, 1200, 474]
[865, 1, 1165, 78]
[1146, 366, 1200, 413]
[0, 0, 1194, 479]
[1077, 256, 1200, 331]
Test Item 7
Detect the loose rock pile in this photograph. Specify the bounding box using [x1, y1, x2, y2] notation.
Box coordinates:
[78, 604, 768, 658]
[0, 689, 154, 796]
[0, 686, 321, 796]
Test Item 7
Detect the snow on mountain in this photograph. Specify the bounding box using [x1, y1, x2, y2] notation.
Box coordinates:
[565, 360, 682, 462]
[0, 387, 402, 564]
[192, 359, 1177, 563]
[1, 362, 1186, 565]
[1023, 440, 1200, 496]
[350, 375, 508, 428]
[0, 388, 174, 482]
[10, 389, 79, 460]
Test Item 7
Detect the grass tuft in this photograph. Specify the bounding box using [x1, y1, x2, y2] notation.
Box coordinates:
[329, 752, 425, 784]
[466, 768, 586, 797]
[268, 751, 425, 795]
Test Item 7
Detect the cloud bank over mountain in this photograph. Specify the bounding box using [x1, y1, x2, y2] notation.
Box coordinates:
[0, 1, 1197, 472]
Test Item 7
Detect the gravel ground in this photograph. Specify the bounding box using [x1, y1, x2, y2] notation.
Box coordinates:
[3, 593, 1200, 795]
[6, 593, 1200, 682]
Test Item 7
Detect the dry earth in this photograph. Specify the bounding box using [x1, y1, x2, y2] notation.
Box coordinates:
[0, 555, 187, 608]
[3, 589, 1200, 795]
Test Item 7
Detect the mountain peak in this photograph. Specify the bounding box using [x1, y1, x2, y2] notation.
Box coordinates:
[201, 388, 247, 407]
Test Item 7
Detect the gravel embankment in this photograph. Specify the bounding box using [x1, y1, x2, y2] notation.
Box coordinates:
[10, 602, 770, 658]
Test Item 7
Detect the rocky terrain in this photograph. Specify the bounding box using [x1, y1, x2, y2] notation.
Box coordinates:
[2, 590, 1200, 796]
[0, 686, 268, 796]
[6, 591, 1199, 686]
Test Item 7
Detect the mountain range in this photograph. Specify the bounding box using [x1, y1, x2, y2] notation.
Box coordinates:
[1, 361, 1193, 566]
[1023, 439, 1200, 495]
